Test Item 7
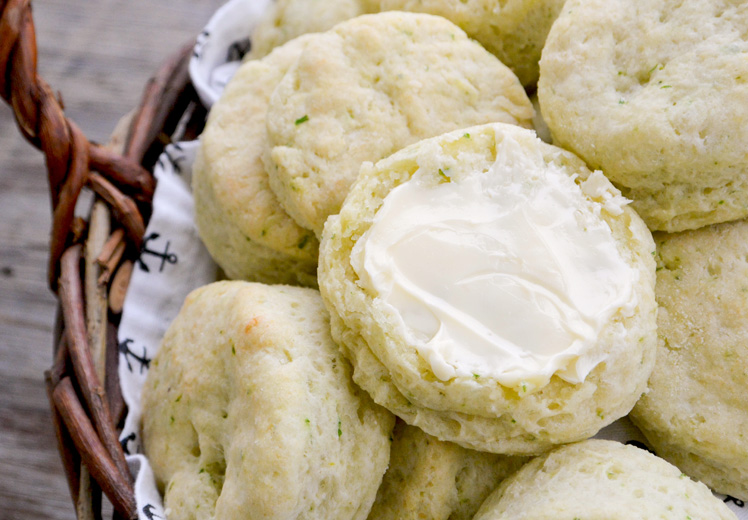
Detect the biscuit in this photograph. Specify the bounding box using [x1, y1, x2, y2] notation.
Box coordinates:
[193, 37, 318, 286]
[247, 0, 374, 59]
[630, 220, 748, 500]
[263, 12, 534, 235]
[376, 0, 566, 86]
[248, 0, 565, 86]
[538, 0, 748, 232]
[472, 440, 738, 520]
[369, 420, 527, 520]
[141, 281, 395, 520]
[318, 123, 657, 454]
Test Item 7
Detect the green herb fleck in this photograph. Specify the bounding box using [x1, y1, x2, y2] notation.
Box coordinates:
[222, 411, 228, 419]
[437, 168, 451, 182]
[719, 200, 725, 205]
[175, 394, 182, 403]
[231, 339, 236, 355]
[473, 374, 480, 379]
[199, 468, 205, 474]
[597, 410, 605, 420]
[661, 85, 672, 89]
[261, 229, 267, 237]
[170, 415, 175, 425]
[463, 132, 471, 139]
[521, 383, 527, 393]
[511, 419, 516, 424]
[298, 235, 310, 249]
[337, 419, 342, 438]
[295, 115, 309, 125]
[618, 99, 627, 105]
[305, 418, 310, 425]
[648, 64, 658, 75]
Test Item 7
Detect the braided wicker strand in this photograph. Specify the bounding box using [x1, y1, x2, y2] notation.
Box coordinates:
[1, 0, 202, 518]
[0, 0, 155, 288]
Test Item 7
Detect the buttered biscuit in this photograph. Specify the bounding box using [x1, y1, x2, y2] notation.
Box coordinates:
[141, 282, 395, 520]
[539, 0, 748, 232]
[193, 37, 318, 286]
[263, 12, 533, 235]
[631, 220, 748, 500]
[473, 440, 738, 520]
[369, 420, 527, 520]
[319, 123, 657, 454]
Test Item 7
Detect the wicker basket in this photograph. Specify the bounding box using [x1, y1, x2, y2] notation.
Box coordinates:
[1, 2, 207, 518]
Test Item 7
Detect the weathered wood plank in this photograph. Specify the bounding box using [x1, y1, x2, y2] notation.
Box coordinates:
[0, 1, 225, 517]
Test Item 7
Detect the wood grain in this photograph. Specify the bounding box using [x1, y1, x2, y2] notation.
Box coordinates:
[0, 1, 224, 518]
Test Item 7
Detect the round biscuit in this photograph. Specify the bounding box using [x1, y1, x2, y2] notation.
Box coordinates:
[193, 37, 318, 286]
[263, 12, 534, 235]
[631, 219, 748, 500]
[248, 0, 566, 86]
[472, 440, 738, 520]
[369, 420, 527, 520]
[539, 0, 748, 232]
[318, 123, 658, 454]
[141, 281, 395, 520]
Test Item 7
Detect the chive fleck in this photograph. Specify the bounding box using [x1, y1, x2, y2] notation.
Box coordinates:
[337, 419, 342, 438]
[295, 115, 309, 125]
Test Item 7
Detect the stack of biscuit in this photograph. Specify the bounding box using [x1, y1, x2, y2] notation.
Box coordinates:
[141, 0, 748, 518]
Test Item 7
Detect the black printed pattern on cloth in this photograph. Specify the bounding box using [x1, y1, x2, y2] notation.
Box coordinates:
[725, 496, 745, 508]
[226, 37, 251, 61]
[157, 143, 188, 175]
[120, 431, 137, 456]
[119, 338, 152, 374]
[143, 504, 164, 520]
[193, 29, 210, 59]
[137, 233, 178, 273]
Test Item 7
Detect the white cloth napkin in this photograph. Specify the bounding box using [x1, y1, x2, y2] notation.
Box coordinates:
[189, 0, 271, 109]
[116, 1, 748, 518]
[117, 140, 218, 520]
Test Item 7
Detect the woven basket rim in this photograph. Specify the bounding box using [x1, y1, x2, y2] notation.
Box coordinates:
[0, 1, 208, 517]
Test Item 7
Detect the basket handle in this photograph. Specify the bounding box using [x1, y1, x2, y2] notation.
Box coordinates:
[1, 1, 200, 518]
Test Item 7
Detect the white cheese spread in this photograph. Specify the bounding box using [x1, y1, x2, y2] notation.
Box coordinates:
[351, 135, 637, 392]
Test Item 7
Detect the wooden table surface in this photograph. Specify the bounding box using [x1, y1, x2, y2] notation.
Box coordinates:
[0, 1, 224, 518]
